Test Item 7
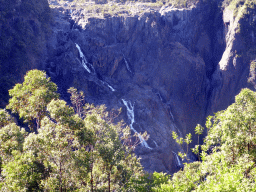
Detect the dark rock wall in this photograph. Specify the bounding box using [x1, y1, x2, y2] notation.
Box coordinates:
[45, 1, 220, 173]
[209, 2, 256, 114]
[1, 0, 256, 174]
[0, 0, 52, 107]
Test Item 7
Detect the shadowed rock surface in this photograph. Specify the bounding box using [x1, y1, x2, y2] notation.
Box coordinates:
[1, 0, 256, 174]
[45, 0, 219, 173]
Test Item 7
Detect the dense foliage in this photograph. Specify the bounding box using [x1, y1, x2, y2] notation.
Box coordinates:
[148, 88, 256, 191]
[2, 70, 256, 191]
[0, 70, 145, 191]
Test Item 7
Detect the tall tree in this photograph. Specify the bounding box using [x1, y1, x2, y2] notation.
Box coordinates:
[1, 71, 145, 191]
[0, 109, 28, 189]
[23, 99, 87, 191]
[7, 70, 59, 132]
[68, 87, 85, 118]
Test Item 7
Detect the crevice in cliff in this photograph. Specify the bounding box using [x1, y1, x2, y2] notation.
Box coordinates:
[205, 1, 226, 80]
[202, 1, 225, 111]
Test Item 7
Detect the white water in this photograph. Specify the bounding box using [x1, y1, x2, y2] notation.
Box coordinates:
[100, 80, 115, 92]
[153, 140, 158, 147]
[170, 110, 174, 121]
[75, 43, 95, 74]
[107, 84, 115, 92]
[122, 99, 152, 149]
[76, 43, 117, 92]
[123, 56, 133, 74]
[172, 151, 182, 167]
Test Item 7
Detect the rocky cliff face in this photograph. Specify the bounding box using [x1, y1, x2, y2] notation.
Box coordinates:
[45, 0, 225, 173]
[0, 0, 52, 107]
[1, 0, 256, 174]
[209, 1, 256, 114]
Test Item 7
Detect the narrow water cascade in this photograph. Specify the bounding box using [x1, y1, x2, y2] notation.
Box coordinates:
[75, 43, 116, 92]
[75, 43, 95, 74]
[123, 55, 133, 74]
[170, 109, 174, 121]
[172, 151, 182, 167]
[122, 99, 152, 149]
[153, 140, 158, 147]
[100, 80, 116, 92]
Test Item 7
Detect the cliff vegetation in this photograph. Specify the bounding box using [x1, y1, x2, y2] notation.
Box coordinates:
[1, 70, 256, 191]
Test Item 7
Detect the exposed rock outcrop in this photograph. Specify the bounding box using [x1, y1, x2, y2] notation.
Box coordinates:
[45, 0, 223, 173]
[209, 2, 256, 114]
[0, 0, 52, 107]
[1, 0, 256, 174]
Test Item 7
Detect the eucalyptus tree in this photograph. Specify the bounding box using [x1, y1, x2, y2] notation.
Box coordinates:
[83, 104, 144, 191]
[0, 109, 25, 171]
[7, 70, 59, 132]
[23, 99, 89, 191]
[0, 109, 29, 191]
[203, 88, 256, 162]
[0, 71, 145, 191]
[68, 87, 85, 118]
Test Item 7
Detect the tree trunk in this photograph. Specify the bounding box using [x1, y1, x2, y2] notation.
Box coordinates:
[0, 158, 2, 175]
[90, 163, 94, 192]
[232, 148, 235, 162]
[60, 162, 62, 192]
[108, 171, 111, 192]
[90, 150, 94, 192]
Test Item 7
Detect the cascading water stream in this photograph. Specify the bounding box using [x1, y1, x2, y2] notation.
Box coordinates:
[76, 43, 115, 92]
[123, 55, 133, 74]
[153, 140, 158, 147]
[101, 80, 116, 92]
[172, 151, 182, 167]
[122, 99, 152, 149]
[170, 109, 174, 121]
[75, 43, 95, 74]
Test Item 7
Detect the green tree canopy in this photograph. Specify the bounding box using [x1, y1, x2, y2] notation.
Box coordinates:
[7, 70, 59, 132]
[0, 70, 145, 192]
[151, 88, 256, 191]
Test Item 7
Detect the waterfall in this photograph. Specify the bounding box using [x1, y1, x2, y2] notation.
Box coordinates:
[153, 140, 158, 147]
[172, 151, 182, 167]
[75, 43, 117, 92]
[170, 109, 174, 121]
[75, 43, 95, 74]
[107, 84, 115, 92]
[100, 80, 115, 92]
[123, 55, 133, 74]
[122, 99, 152, 149]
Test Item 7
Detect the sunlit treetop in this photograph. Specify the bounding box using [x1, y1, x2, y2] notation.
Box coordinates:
[7, 70, 59, 132]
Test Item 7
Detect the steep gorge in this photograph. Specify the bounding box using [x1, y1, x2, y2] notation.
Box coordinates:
[45, 0, 223, 174]
[1, 0, 256, 174]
